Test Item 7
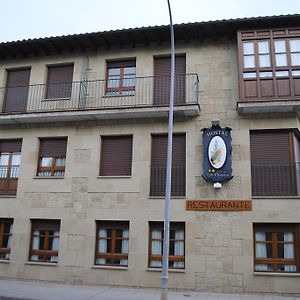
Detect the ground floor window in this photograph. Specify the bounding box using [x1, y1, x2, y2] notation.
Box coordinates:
[254, 223, 300, 273]
[0, 218, 13, 260]
[95, 221, 129, 267]
[29, 219, 60, 263]
[149, 221, 185, 269]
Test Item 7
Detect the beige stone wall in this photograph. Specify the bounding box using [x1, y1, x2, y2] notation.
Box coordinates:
[0, 38, 299, 294]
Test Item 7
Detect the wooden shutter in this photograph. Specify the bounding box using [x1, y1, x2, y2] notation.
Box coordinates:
[250, 131, 295, 196]
[39, 138, 67, 157]
[4, 68, 30, 113]
[46, 64, 74, 99]
[100, 136, 133, 176]
[32, 219, 60, 231]
[0, 140, 22, 153]
[153, 55, 186, 105]
[150, 134, 186, 196]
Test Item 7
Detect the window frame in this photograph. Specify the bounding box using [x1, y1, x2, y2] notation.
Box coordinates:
[105, 60, 136, 96]
[0, 218, 13, 260]
[95, 221, 129, 267]
[29, 219, 60, 264]
[36, 138, 67, 177]
[253, 223, 300, 273]
[148, 221, 185, 269]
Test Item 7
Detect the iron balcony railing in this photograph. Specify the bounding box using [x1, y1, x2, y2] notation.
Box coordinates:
[0, 74, 199, 114]
[251, 163, 299, 196]
[0, 166, 19, 196]
[150, 165, 186, 197]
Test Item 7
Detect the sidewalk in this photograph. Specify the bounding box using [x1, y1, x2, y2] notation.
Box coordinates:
[0, 279, 299, 300]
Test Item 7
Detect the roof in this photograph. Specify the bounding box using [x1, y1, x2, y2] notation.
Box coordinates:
[0, 14, 300, 60]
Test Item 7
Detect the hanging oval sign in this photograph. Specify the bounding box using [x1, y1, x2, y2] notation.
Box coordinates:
[208, 136, 227, 169]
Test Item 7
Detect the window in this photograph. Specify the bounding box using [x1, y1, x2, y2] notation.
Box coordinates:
[150, 134, 186, 196]
[37, 138, 67, 177]
[95, 221, 129, 267]
[250, 130, 300, 196]
[106, 60, 136, 96]
[0, 219, 13, 260]
[100, 135, 133, 176]
[149, 222, 185, 269]
[238, 29, 300, 101]
[254, 224, 300, 273]
[0, 140, 22, 196]
[29, 219, 60, 263]
[46, 64, 74, 99]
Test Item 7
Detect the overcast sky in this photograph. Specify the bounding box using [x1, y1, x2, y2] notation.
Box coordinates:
[1, 0, 300, 43]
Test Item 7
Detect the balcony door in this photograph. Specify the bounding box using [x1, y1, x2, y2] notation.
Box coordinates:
[4, 68, 31, 113]
[153, 55, 186, 105]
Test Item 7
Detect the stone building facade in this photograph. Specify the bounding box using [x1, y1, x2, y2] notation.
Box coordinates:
[0, 15, 299, 295]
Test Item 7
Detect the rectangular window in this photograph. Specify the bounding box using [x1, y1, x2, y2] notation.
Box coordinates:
[29, 219, 60, 263]
[0, 140, 22, 196]
[0, 218, 13, 260]
[46, 64, 74, 99]
[149, 222, 185, 269]
[37, 138, 67, 177]
[95, 221, 129, 267]
[238, 29, 300, 101]
[106, 60, 136, 96]
[100, 135, 133, 176]
[254, 224, 300, 273]
[250, 130, 300, 196]
[150, 134, 186, 196]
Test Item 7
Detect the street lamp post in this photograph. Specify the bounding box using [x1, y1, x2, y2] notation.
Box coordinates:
[161, 1, 175, 300]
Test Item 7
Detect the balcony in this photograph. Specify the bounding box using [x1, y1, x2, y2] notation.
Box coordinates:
[0, 166, 19, 196]
[0, 74, 199, 125]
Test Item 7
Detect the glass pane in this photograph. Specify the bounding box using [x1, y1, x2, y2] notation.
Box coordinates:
[275, 40, 286, 53]
[48, 236, 54, 250]
[2, 235, 9, 248]
[291, 53, 300, 66]
[292, 70, 300, 76]
[169, 240, 175, 255]
[106, 229, 112, 238]
[41, 157, 52, 167]
[259, 55, 270, 67]
[0, 154, 9, 166]
[108, 68, 120, 76]
[123, 77, 136, 87]
[55, 157, 65, 167]
[275, 54, 287, 66]
[290, 39, 300, 52]
[243, 72, 256, 78]
[116, 229, 123, 238]
[38, 171, 51, 176]
[244, 55, 255, 68]
[259, 72, 273, 78]
[107, 78, 120, 88]
[124, 67, 136, 75]
[243, 42, 254, 54]
[11, 153, 21, 165]
[106, 239, 112, 253]
[276, 71, 289, 77]
[258, 41, 269, 54]
[254, 264, 273, 271]
[4, 223, 11, 234]
[115, 239, 122, 253]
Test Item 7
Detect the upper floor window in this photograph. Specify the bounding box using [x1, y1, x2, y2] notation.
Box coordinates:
[29, 219, 60, 263]
[0, 140, 22, 196]
[0, 218, 13, 260]
[37, 138, 67, 177]
[250, 130, 300, 196]
[238, 29, 300, 101]
[106, 60, 136, 96]
[100, 135, 133, 176]
[46, 64, 74, 99]
[254, 223, 300, 273]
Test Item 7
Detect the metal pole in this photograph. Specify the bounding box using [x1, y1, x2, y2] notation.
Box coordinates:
[161, 1, 175, 300]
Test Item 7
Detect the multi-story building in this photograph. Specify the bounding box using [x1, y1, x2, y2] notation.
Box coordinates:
[0, 14, 299, 295]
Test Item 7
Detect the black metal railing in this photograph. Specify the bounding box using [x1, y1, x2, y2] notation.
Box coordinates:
[251, 164, 299, 196]
[0, 74, 199, 114]
[150, 165, 186, 197]
[0, 166, 19, 195]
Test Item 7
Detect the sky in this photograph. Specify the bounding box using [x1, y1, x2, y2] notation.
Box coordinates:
[1, 0, 300, 43]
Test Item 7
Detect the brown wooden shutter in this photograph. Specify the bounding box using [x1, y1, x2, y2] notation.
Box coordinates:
[46, 64, 74, 99]
[100, 136, 133, 176]
[32, 219, 60, 231]
[107, 60, 136, 68]
[4, 68, 30, 113]
[150, 134, 186, 196]
[39, 138, 67, 157]
[0, 140, 22, 153]
[153, 55, 186, 105]
[250, 131, 295, 196]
